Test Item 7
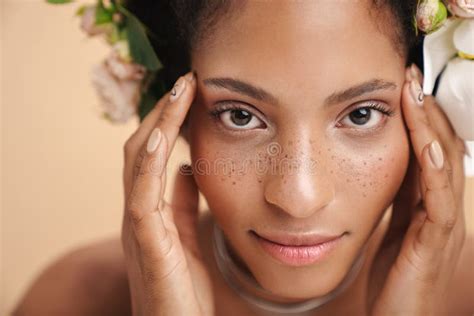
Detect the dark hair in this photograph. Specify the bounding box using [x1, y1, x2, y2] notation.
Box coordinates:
[125, 0, 422, 96]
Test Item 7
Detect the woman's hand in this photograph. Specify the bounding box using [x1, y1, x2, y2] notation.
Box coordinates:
[371, 65, 467, 315]
[121, 72, 214, 316]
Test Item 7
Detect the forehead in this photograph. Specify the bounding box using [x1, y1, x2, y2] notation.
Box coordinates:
[191, 1, 404, 102]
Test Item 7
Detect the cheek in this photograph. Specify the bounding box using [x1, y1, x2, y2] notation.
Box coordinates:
[331, 128, 410, 228]
[188, 125, 264, 228]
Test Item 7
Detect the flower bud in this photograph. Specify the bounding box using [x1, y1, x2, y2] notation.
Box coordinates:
[445, 0, 474, 18]
[416, 0, 448, 33]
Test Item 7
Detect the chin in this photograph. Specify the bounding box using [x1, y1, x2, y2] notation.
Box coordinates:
[236, 231, 362, 301]
[251, 257, 349, 300]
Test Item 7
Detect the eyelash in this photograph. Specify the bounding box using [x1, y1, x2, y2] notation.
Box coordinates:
[208, 101, 395, 134]
[209, 102, 267, 134]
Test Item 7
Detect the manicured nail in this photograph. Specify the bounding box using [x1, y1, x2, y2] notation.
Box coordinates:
[184, 71, 195, 82]
[169, 77, 186, 102]
[429, 140, 444, 170]
[147, 128, 162, 154]
[410, 79, 424, 106]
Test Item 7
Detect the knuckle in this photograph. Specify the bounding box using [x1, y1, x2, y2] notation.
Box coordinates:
[126, 193, 145, 226]
[440, 214, 457, 232]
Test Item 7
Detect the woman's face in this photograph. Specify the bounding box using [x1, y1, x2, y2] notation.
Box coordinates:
[187, 0, 410, 299]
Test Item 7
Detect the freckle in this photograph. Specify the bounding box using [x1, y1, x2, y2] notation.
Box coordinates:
[363, 161, 367, 165]
[232, 181, 236, 185]
[258, 179, 262, 183]
[342, 159, 346, 163]
[221, 177, 225, 181]
[328, 148, 331, 152]
[363, 193, 367, 198]
[384, 173, 388, 178]
[331, 155, 335, 159]
[318, 150, 321, 155]
[346, 178, 351, 183]
[356, 178, 360, 182]
[362, 183, 367, 187]
[378, 157, 383, 161]
[330, 170, 334, 174]
[285, 154, 288, 158]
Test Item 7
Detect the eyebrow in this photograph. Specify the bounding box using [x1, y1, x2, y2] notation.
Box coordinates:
[202, 77, 397, 107]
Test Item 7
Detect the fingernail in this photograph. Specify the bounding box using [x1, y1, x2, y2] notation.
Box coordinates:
[184, 71, 195, 82]
[147, 128, 162, 154]
[429, 140, 444, 170]
[410, 79, 424, 106]
[169, 77, 186, 102]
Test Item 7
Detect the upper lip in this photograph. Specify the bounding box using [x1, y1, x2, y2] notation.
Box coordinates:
[252, 230, 344, 246]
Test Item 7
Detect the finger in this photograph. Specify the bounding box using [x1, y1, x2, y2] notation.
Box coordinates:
[126, 128, 171, 258]
[416, 140, 457, 251]
[171, 164, 200, 255]
[123, 90, 172, 197]
[401, 73, 438, 167]
[423, 96, 466, 201]
[154, 72, 196, 163]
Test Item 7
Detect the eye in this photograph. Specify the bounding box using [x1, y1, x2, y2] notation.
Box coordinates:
[209, 102, 266, 131]
[339, 102, 394, 130]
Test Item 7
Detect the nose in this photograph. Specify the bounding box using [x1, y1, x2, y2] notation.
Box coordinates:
[263, 142, 335, 218]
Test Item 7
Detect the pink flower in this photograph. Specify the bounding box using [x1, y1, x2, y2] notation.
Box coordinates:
[80, 6, 111, 37]
[106, 43, 146, 80]
[445, 0, 474, 18]
[90, 60, 143, 123]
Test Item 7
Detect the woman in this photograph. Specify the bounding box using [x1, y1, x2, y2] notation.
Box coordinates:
[14, 0, 473, 315]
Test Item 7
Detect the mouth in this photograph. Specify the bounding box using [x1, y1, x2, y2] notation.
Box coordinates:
[249, 230, 345, 267]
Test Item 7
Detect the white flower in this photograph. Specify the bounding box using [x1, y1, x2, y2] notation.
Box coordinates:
[80, 6, 112, 37]
[90, 61, 143, 123]
[445, 0, 474, 18]
[436, 58, 474, 140]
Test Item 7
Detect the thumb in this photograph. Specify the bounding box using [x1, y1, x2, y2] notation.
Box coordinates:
[171, 163, 200, 253]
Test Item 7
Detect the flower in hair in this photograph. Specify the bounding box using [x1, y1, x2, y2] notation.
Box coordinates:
[415, 0, 448, 34]
[445, 0, 474, 18]
[47, 0, 164, 123]
[417, 0, 474, 175]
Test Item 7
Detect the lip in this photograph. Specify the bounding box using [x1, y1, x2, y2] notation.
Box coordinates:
[250, 230, 345, 266]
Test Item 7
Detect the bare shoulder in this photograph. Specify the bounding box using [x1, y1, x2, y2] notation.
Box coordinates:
[446, 232, 474, 314]
[12, 237, 131, 316]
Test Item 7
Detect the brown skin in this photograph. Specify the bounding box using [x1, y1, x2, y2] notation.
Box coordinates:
[188, 0, 409, 301]
[12, 1, 472, 315]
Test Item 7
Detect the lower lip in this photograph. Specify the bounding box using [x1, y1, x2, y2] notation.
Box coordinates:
[251, 232, 344, 267]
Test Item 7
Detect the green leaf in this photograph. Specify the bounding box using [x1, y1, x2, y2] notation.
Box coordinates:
[117, 5, 162, 71]
[95, 4, 113, 24]
[75, 5, 87, 16]
[46, 0, 74, 3]
[138, 72, 167, 121]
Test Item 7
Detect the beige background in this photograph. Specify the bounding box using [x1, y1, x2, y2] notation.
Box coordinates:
[1, 1, 473, 315]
